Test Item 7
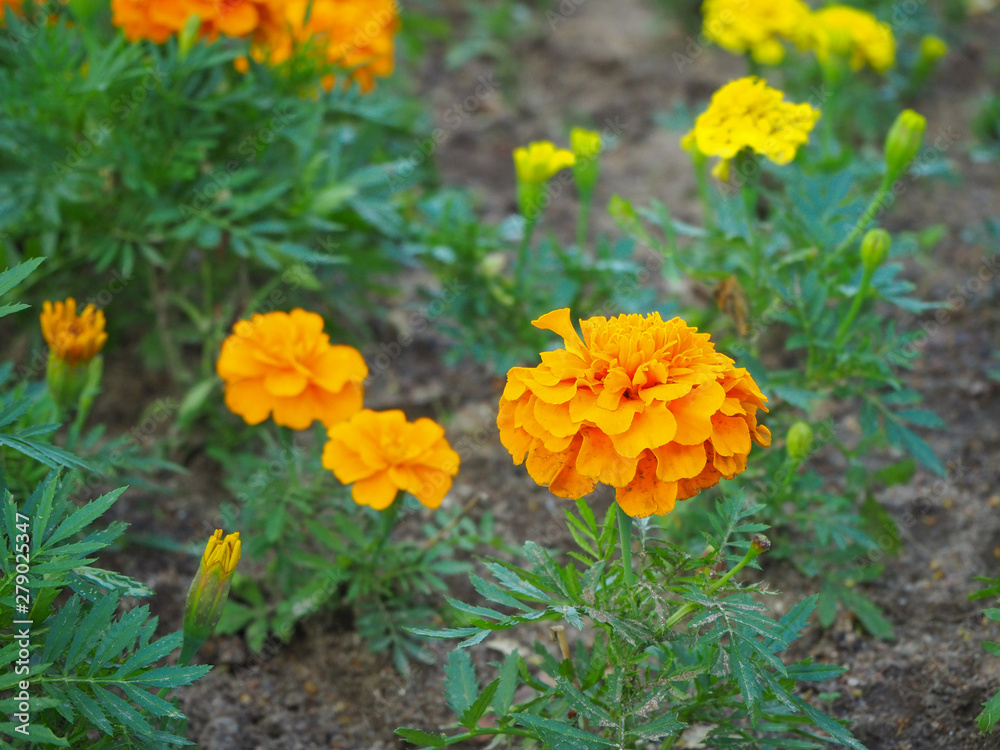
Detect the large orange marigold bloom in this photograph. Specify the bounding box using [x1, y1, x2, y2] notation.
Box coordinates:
[322, 409, 460, 510]
[498, 309, 771, 518]
[216, 309, 367, 430]
[40, 298, 108, 366]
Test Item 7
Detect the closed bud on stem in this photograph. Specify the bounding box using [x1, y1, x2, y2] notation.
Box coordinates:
[860, 228, 892, 272]
[918, 35, 947, 68]
[181, 530, 241, 665]
[884, 109, 926, 182]
[570, 127, 602, 195]
[750, 534, 771, 555]
[786, 421, 814, 464]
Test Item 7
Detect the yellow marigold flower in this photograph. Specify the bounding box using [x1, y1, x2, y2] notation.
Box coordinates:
[181, 529, 241, 664]
[40, 298, 108, 366]
[322, 409, 460, 510]
[497, 309, 770, 518]
[702, 0, 812, 65]
[216, 309, 367, 430]
[919, 35, 948, 65]
[807, 6, 895, 73]
[513, 141, 577, 184]
[682, 76, 820, 180]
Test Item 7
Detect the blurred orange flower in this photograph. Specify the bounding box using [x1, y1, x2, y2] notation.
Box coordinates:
[322, 409, 460, 510]
[111, 0, 398, 93]
[40, 298, 108, 366]
[498, 309, 770, 518]
[216, 309, 367, 430]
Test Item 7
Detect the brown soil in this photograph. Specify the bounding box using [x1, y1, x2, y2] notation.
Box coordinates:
[18, 1, 1000, 748]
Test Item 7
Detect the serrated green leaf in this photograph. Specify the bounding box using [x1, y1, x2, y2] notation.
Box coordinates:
[444, 649, 478, 716]
[491, 650, 519, 717]
[459, 677, 499, 729]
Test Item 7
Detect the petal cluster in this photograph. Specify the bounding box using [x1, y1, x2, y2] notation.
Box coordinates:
[682, 76, 820, 180]
[216, 309, 367, 430]
[111, 0, 398, 92]
[807, 6, 895, 73]
[702, 0, 812, 65]
[497, 309, 770, 518]
[201, 529, 242, 577]
[41, 298, 108, 366]
[244, 0, 398, 93]
[513, 141, 577, 184]
[322, 409, 460, 510]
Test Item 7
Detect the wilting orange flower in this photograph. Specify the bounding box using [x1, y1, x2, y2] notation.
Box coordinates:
[498, 309, 770, 518]
[216, 309, 367, 430]
[40, 298, 108, 366]
[322, 409, 460, 510]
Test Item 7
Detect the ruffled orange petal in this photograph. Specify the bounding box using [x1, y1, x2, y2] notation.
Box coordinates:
[352, 470, 399, 510]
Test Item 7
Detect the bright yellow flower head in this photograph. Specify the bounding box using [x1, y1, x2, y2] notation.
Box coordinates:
[40, 298, 108, 366]
[322, 409, 461, 510]
[702, 0, 812, 65]
[497, 309, 770, 518]
[201, 529, 241, 576]
[513, 141, 577, 184]
[807, 6, 896, 73]
[216, 309, 367, 430]
[682, 76, 820, 180]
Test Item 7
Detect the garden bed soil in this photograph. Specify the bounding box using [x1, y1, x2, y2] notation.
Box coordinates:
[24, 0, 1000, 747]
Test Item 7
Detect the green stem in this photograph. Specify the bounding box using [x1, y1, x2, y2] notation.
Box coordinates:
[615, 503, 636, 588]
[514, 215, 539, 293]
[834, 266, 875, 347]
[663, 542, 766, 630]
[692, 152, 714, 231]
[576, 189, 593, 251]
[834, 174, 893, 256]
[147, 262, 186, 384]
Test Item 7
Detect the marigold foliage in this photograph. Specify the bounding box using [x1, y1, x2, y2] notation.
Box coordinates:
[702, 0, 812, 65]
[40, 297, 108, 366]
[807, 5, 896, 73]
[216, 308, 367, 430]
[498, 309, 770, 518]
[513, 141, 577, 184]
[111, 0, 398, 92]
[322, 409, 461, 510]
[682, 76, 820, 180]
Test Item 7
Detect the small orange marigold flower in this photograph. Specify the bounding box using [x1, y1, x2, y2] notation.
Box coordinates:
[498, 309, 771, 518]
[216, 309, 367, 430]
[40, 298, 108, 366]
[322, 409, 460, 511]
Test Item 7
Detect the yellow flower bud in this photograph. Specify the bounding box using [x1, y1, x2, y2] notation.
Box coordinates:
[40, 298, 107, 413]
[786, 421, 814, 464]
[919, 35, 948, 66]
[570, 128, 602, 195]
[884, 109, 926, 181]
[181, 530, 241, 664]
[860, 228, 892, 272]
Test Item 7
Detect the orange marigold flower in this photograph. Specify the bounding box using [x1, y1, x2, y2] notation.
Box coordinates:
[498, 309, 771, 518]
[246, 0, 398, 93]
[216, 309, 367, 430]
[40, 298, 108, 366]
[322, 409, 460, 510]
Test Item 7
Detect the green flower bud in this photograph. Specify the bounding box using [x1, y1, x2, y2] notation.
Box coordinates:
[570, 127, 602, 195]
[860, 228, 892, 272]
[786, 421, 814, 464]
[884, 109, 926, 181]
[181, 530, 241, 664]
[919, 35, 948, 67]
[478, 251, 507, 278]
